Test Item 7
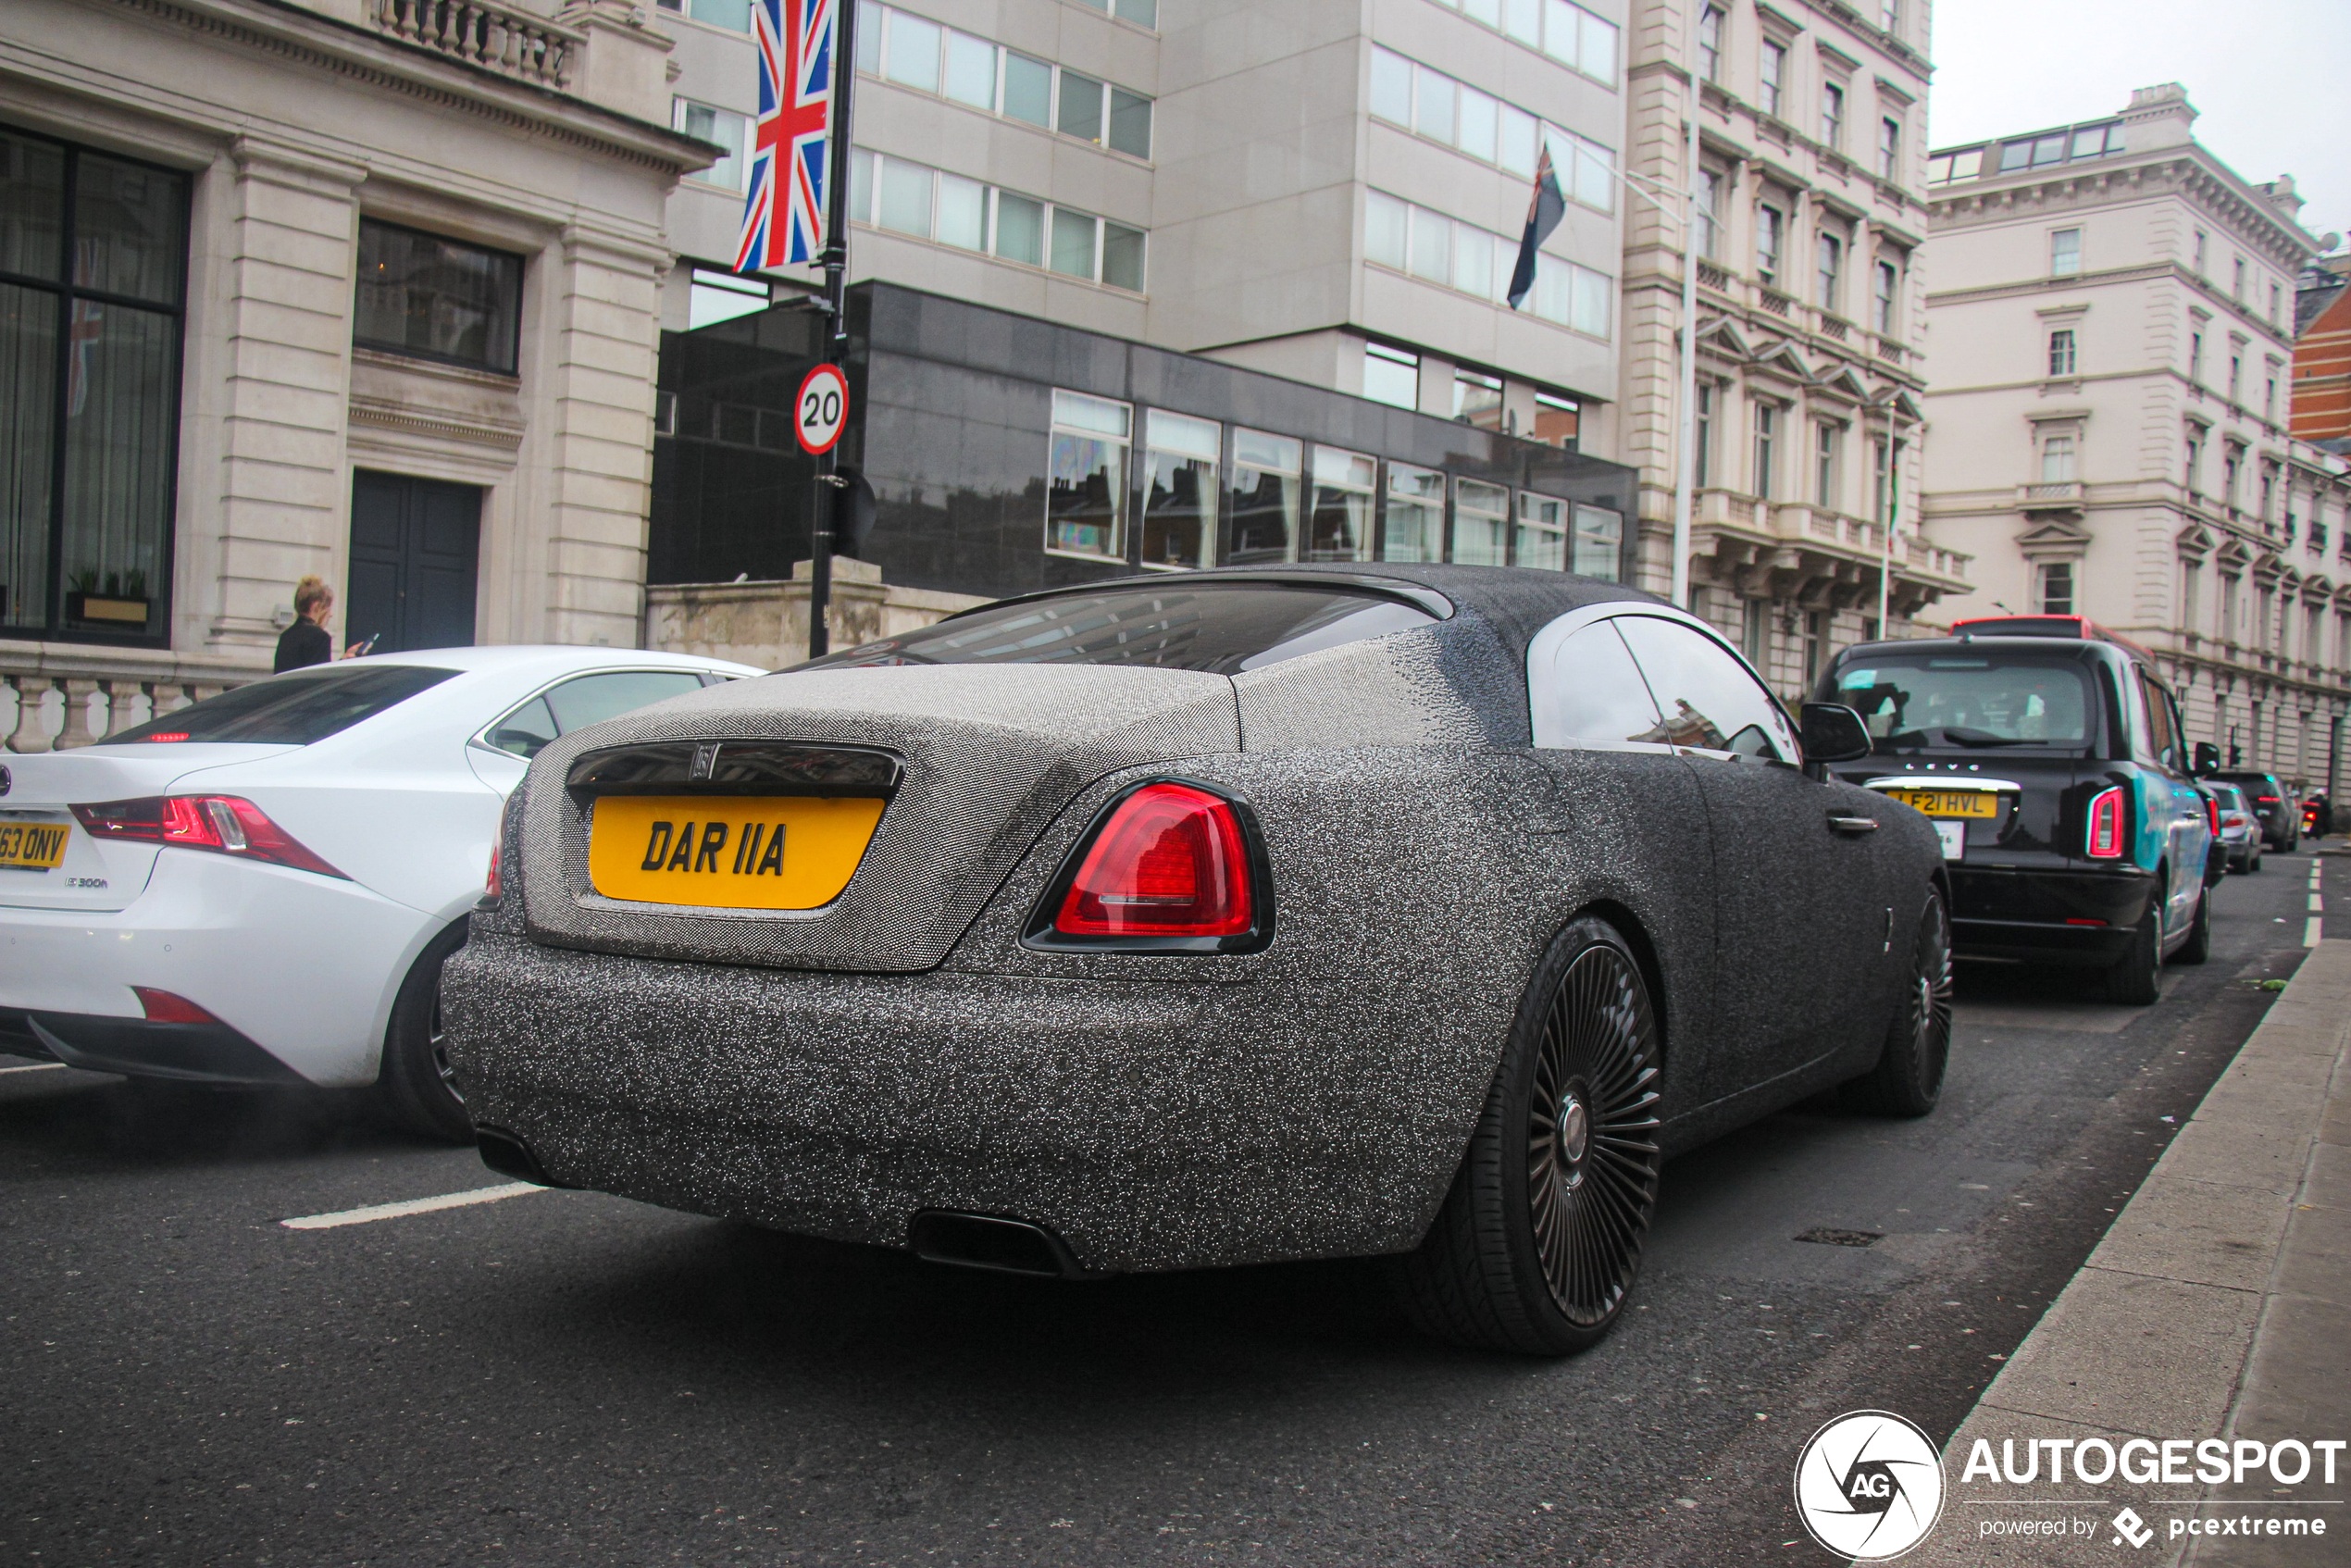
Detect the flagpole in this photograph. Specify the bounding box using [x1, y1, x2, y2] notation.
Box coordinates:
[808, 0, 858, 660]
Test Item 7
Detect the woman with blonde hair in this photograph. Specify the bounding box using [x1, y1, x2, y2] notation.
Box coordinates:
[273, 575, 363, 672]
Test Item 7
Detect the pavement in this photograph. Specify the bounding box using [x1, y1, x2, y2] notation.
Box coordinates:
[1908, 853, 2351, 1566]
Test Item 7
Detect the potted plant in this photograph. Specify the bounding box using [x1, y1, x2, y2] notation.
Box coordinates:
[67, 567, 153, 629]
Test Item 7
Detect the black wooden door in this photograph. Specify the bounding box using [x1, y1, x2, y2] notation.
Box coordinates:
[348, 470, 480, 653]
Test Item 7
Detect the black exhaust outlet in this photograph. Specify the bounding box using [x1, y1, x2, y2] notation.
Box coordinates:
[909, 1211, 1097, 1278]
[475, 1126, 559, 1187]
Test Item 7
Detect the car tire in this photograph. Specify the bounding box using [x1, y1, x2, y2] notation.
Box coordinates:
[1846, 886, 1955, 1118]
[2174, 884, 2211, 964]
[2104, 898, 2163, 1005]
[375, 921, 474, 1144]
[2250, 848, 2263, 874]
[1390, 915, 1663, 1357]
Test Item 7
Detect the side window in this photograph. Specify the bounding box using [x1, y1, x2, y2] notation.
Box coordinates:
[1613, 615, 1797, 762]
[2137, 669, 2179, 768]
[1534, 620, 1668, 747]
[482, 671, 707, 760]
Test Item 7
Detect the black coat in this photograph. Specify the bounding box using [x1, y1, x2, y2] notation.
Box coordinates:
[273, 618, 333, 674]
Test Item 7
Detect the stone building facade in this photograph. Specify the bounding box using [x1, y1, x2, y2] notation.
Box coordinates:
[1919, 85, 2349, 792]
[2, 0, 713, 745]
[1612, 0, 1966, 705]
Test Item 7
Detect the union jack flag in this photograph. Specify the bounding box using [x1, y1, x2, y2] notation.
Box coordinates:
[734, 0, 835, 272]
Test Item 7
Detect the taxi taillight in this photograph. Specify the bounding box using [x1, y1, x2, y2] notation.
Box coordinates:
[2205, 793, 2220, 836]
[1054, 782, 1254, 939]
[72, 795, 345, 879]
[2086, 786, 2128, 859]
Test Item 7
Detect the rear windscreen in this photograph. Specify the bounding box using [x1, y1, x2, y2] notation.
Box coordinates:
[1833, 653, 2095, 748]
[796, 584, 1437, 676]
[105, 665, 461, 746]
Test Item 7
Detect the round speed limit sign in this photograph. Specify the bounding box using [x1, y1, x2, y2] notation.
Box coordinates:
[793, 362, 850, 455]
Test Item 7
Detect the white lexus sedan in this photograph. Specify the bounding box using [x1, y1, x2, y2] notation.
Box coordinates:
[0, 646, 759, 1139]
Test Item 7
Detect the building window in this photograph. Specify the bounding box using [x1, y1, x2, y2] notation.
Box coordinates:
[1697, 168, 1723, 259]
[1821, 82, 1846, 149]
[864, 4, 1153, 156]
[355, 218, 522, 373]
[1878, 118, 1901, 180]
[2193, 230, 2208, 274]
[0, 128, 188, 643]
[1453, 368, 1504, 429]
[1516, 492, 1565, 569]
[2040, 433, 2076, 483]
[687, 268, 769, 329]
[1227, 429, 1302, 564]
[2048, 329, 2077, 377]
[1756, 204, 1784, 287]
[1139, 410, 1218, 570]
[1879, 0, 1901, 35]
[1573, 504, 1623, 579]
[673, 99, 748, 190]
[1045, 390, 1130, 560]
[2270, 281, 2283, 325]
[1754, 403, 1778, 499]
[2229, 351, 2244, 403]
[1453, 478, 1509, 566]
[2181, 561, 2201, 632]
[1694, 383, 1715, 488]
[1309, 447, 1375, 560]
[1760, 42, 1785, 118]
[2189, 330, 2203, 383]
[1363, 342, 1419, 409]
[1373, 465, 1448, 564]
[656, 0, 752, 31]
[2038, 561, 2074, 616]
[850, 148, 1144, 291]
[2222, 447, 2240, 506]
[1814, 421, 1840, 506]
[2266, 373, 2278, 420]
[1803, 609, 1826, 686]
[2184, 432, 2202, 494]
[1926, 148, 1982, 184]
[2232, 256, 2245, 300]
[2049, 228, 2081, 276]
[1697, 5, 1723, 81]
[1816, 230, 1843, 312]
[1999, 132, 2067, 171]
[1742, 596, 1770, 666]
[1534, 392, 1579, 449]
[1874, 258, 1899, 333]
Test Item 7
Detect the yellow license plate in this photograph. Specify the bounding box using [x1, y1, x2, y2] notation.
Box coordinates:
[0, 819, 69, 871]
[1885, 790, 2000, 820]
[588, 795, 886, 910]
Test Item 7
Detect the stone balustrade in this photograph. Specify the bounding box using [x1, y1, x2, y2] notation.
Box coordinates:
[1, 645, 267, 753]
[373, 0, 580, 90]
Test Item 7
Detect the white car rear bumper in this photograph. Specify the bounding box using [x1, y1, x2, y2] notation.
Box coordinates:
[0, 848, 442, 1087]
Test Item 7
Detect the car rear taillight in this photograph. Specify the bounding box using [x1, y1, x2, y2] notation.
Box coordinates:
[72, 796, 345, 878]
[1053, 782, 1255, 939]
[484, 844, 501, 902]
[2205, 793, 2220, 836]
[133, 987, 222, 1025]
[2086, 786, 2128, 859]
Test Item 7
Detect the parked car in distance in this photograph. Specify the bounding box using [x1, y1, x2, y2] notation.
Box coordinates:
[443, 565, 1952, 1358]
[1817, 613, 2215, 1003]
[0, 646, 760, 1140]
[2206, 780, 2261, 873]
[2209, 771, 2300, 852]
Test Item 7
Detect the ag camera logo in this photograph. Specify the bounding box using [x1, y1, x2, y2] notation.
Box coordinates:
[1795, 1410, 1947, 1560]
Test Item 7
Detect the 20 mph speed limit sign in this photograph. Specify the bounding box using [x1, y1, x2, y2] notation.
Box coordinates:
[793, 363, 850, 455]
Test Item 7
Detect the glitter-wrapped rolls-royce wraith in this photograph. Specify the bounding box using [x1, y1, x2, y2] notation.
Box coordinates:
[442, 565, 1951, 1355]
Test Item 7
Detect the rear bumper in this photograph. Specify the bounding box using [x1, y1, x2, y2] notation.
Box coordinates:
[1949, 863, 2158, 965]
[440, 929, 1499, 1276]
[0, 1007, 304, 1084]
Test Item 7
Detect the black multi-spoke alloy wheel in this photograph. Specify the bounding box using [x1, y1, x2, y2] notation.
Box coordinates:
[1392, 915, 1662, 1356]
[1846, 885, 1956, 1117]
[2174, 884, 2212, 964]
[2103, 892, 2163, 1005]
[376, 920, 474, 1143]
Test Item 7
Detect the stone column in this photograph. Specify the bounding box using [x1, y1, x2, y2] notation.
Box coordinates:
[205, 137, 367, 655]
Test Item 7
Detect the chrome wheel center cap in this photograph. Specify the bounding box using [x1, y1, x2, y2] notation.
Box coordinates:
[1560, 1094, 1590, 1165]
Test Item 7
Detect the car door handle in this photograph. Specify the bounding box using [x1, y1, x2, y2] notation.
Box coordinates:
[1828, 815, 1880, 834]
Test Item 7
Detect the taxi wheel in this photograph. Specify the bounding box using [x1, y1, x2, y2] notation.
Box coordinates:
[376, 922, 474, 1144]
[1391, 915, 1662, 1356]
[2105, 901, 2163, 1006]
[2175, 886, 2212, 964]
[1847, 886, 1955, 1117]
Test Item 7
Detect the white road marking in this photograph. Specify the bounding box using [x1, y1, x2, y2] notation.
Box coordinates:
[0, 1062, 68, 1076]
[2313, 895, 2327, 913]
[2307, 917, 2324, 949]
[280, 1183, 542, 1230]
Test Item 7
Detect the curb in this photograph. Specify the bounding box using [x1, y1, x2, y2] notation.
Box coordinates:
[1902, 930, 2351, 1566]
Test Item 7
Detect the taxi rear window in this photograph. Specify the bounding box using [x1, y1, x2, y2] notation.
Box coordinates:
[106, 665, 460, 746]
[796, 583, 1437, 676]
[1835, 653, 2094, 749]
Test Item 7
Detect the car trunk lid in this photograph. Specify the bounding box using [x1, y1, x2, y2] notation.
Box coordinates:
[0, 744, 299, 912]
[515, 664, 1241, 972]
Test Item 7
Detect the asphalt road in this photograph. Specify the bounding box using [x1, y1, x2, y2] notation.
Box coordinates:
[0, 852, 2328, 1567]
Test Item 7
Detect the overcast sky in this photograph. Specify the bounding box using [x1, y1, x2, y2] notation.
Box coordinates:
[1930, 0, 2351, 256]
